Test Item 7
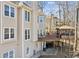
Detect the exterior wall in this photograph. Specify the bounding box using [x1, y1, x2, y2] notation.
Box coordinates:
[0, 1, 43, 58]
[0, 2, 1, 43]
[17, 7, 22, 57]
[17, 2, 40, 58]
[45, 16, 58, 34]
[45, 16, 52, 34]
[37, 12, 46, 38]
[0, 2, 18, 58]
[36, 1, 46, 54]
[1, 2, 17, 43]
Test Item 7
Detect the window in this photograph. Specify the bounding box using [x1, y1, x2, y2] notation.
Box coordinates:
[4, 28, 9, 39]
[9, 51, 13, 58]
[4, 4, 15, 17]
[4, 28, 15, 39]
[33, 50, 36, 55]
[11, 7, 15, 17]
[10, 28, 14, 38]
[26, 48, 29, 54]
[40, 19, 42, 22]
[37, 16, 39, 23]
[28, 12, 30, 22]
[25, 29, 30, 40]
[4, 5, 9, 16]
[28, 30, 30, 39]
[40, 30, 42, 36]
[3, 50, 15, 58]
[25, 11, 27, 21]
[3, 52, 8, 58]
[25, 30, 28, 39]
[25, 11, 30, 22]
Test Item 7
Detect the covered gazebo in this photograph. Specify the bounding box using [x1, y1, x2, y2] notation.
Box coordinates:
[56, 25, 75, 57]
[56, 25, 75, 38]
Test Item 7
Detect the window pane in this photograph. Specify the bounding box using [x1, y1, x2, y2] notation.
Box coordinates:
[3, 52, 8, 58]
[25, 35, 28, 39]
[4, 34, 9, 39]
[25, 11, 27, 21]
[28, 12, 30, 22]
[28, 30, 30, 35]
[26, 48, 29, 54]
[25, 30, 28, 40]
[40, 19, 42, 22]
[10, 29, 14, 38]
[4, 28, 9, 33]
[28, 35, 30, 39]
[11, 7, 14, 17]
[28, 30, 30, 39]
[9, 51, 13, 58]
[33, 50, 36, 55]
[4, 5, 9, 16]
[4, 28, 9, 39]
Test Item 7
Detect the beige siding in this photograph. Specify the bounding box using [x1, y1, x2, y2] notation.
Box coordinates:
[17, 7, 22, 57]
[0, 3, 1, 43]
[0, 2, 18, 58]
[0, 42, 17, 58]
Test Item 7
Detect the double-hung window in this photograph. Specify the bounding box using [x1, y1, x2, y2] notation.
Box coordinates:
[3, 52, 8, 58]
[26, 48, 29, 54]
[33, 50, 36, 55]
[4, 28, 9, 39]
[28, 12, 30, 22]
[9, 50, 14, 58]
[28, 30, 30, 39]
[4, 28, 15, 39]
[25, 11, 30, 22]
[4, 4, 15, 17]
[11, 7, 15, 17]
[25, 11, 27, 21]
[4, 5, 9, 16]
[3, 50, 14, 58]
[10, 28, 14, 38]
[25, 29, 30, 40]
[25, 30, 28, 40]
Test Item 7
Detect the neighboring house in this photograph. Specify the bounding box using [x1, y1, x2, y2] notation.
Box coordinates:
[37, 1, 46, 52]
[0, 1, 43, 58]
[38, 15, 46, 37]
[45, 15, 59, 34]
[37, 2, 46, 38]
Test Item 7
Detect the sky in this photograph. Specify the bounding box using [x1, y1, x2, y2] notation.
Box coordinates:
[43, 1, 77, 19]
[44, 1, 59, 17]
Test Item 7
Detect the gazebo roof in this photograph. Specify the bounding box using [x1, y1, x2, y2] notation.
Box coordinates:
[58, 25, 75, 30]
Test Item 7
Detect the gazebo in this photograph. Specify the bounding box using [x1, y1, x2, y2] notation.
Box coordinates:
[56, 25, 75, 38]
[56, 25, 75, 57]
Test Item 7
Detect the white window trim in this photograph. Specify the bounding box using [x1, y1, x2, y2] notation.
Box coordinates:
[2, 49, 15, 58]
[3, 4, 10, 17]
[3, 27, 16, 41]
[25, 10, 28, 22]
[3, 3, 16, 18]
[24, 10, 31, 23]
[25, 28, 31, 40]
[3, 27, 9, 40]
[26, 47, 29, 55]
[10, 6, 15, 18]
[10, 27, 15, 40]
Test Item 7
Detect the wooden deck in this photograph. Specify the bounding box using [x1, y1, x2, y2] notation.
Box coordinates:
[37, 33, 75, 44]
[38, 33, 60, 42]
